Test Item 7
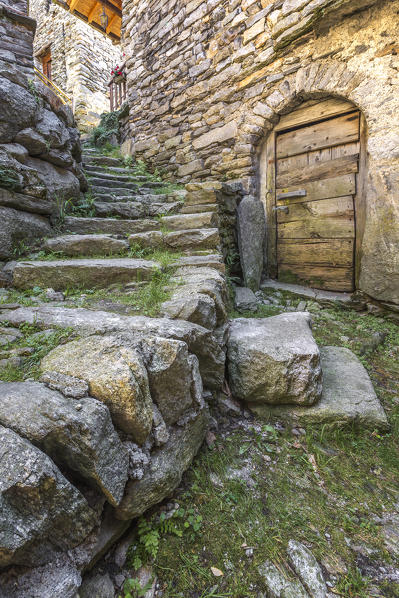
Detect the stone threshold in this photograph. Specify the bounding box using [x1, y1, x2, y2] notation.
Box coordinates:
[260, 278, 352, 304]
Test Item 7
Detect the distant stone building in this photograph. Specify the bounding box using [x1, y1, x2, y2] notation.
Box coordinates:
[120, 0, 399, 306]
[29, 0, 121, 131]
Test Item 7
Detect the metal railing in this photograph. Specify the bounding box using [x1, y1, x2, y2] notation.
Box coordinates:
[34, 67, 71, 106]
[108, 63, 127, 111]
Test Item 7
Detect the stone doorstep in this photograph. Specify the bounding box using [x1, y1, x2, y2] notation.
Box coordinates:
[261, 279, 352, 305]
[250, 346, 389, 431]
[12, 258, 158, 291]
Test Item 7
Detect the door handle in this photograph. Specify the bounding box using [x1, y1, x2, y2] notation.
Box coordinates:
[273, 206, 289, 213]
[277, 189, 307, 200]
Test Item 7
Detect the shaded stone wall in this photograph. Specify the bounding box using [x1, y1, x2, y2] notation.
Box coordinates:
[0, 2, 33, 74]
[121, 0, 399, 305]
[29, 0, 121, 131]
[0, 2, 86, 263]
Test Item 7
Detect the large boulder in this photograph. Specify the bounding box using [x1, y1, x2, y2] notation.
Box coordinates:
[227, 313, 322, 405]
[0, 206, 51, 259]
[250, 346, 389, 430]
[0, 425, 96, 568]
[116, 407, 209, 520]
[0, 381, 129, 506]
[140, 337, 202, 425]
[41, 335, 154, 444]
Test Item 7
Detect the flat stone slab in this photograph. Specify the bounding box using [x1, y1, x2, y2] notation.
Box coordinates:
[62, 217, 151, 235]
[12, 258, 157, 290]
[0, 306, 225, 390]
[43, 234, 129, 257]
[261, 279, 352, 305]
[174, 254, 225, 272]
[128, 228, 220, 252]
[250, 346, 389, 430]
[228, 313, 322, 406]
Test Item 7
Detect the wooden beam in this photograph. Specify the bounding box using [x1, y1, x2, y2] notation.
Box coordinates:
[106, 12, 117, 33]
[88, 1, 99, 22]
[69, 0, 80, 11]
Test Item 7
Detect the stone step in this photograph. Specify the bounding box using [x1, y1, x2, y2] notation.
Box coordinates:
[92, 192, 178, 204]
[180, 203, 218, 214]
[83, 156, 124, 167]
[114, 212, 216, 234]
[174, 254, 225, 273]
[84, 166, 148, 179]
[12, 258, 157, 291]
[86, 172, 137, 183]
[0, 306, 225, 390]
[128, 228, 220, 253]
[43, 234, 129, 257]
[250, 346, 389, 431]
[62, 217, 151, 236]
[90, 179, 140, 191]
[94, 201, 181, 219]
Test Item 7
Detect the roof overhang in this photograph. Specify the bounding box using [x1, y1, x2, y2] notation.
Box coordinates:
[52, 0, 121, 42]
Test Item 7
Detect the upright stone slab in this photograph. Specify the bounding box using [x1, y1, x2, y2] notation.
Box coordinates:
[227, 312, 322, 405]
[237, 196, 265, 291]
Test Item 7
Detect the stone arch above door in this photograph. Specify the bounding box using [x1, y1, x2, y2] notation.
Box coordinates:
[259, 97, 366, 293]
[248, 58, 399, 305]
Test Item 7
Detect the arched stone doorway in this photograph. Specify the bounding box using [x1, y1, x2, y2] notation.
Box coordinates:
[260, 98, 367, 293]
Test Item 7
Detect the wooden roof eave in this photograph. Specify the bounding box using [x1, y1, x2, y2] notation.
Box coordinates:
[52, 0, 121, 42]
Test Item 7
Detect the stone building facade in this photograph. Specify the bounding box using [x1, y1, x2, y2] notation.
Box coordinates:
[29, 0, 121, 131]
[121, 0, 399, 306]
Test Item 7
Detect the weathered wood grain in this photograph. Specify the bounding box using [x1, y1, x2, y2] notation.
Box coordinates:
[276, 112, 359, 159]
[276, 154, 359, 187]
[277, 238, 354, 267]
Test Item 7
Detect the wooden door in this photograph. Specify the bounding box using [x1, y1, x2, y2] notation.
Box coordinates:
[273, 101, 360, 292]
[42, 49, 52, 81]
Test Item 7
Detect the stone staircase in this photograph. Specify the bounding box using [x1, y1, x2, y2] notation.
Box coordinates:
[9, 149, 222, 290]
[8, 147, 226, 331]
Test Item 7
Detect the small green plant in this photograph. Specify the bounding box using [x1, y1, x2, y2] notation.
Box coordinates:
[335, 567, 370, 597]
[92, 111, 120, 147]
[128, 507, 203, 570]
[27, 79, 41, 105]
[64, 192, 96, 218]
[0, 167, 21, 191]
[124, 154, 134, 168]
[118, 577, 153, 598]
[12, 239, 30, 258]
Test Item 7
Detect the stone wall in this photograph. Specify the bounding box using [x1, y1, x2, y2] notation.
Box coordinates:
[0, 2, 86, 263]
[29, 0, 121, 131]
[121, 0, 399, 305]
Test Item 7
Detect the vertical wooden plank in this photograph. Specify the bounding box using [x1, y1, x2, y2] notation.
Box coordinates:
[355, 112, 367, 287]
[266, 132, 277, 278]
